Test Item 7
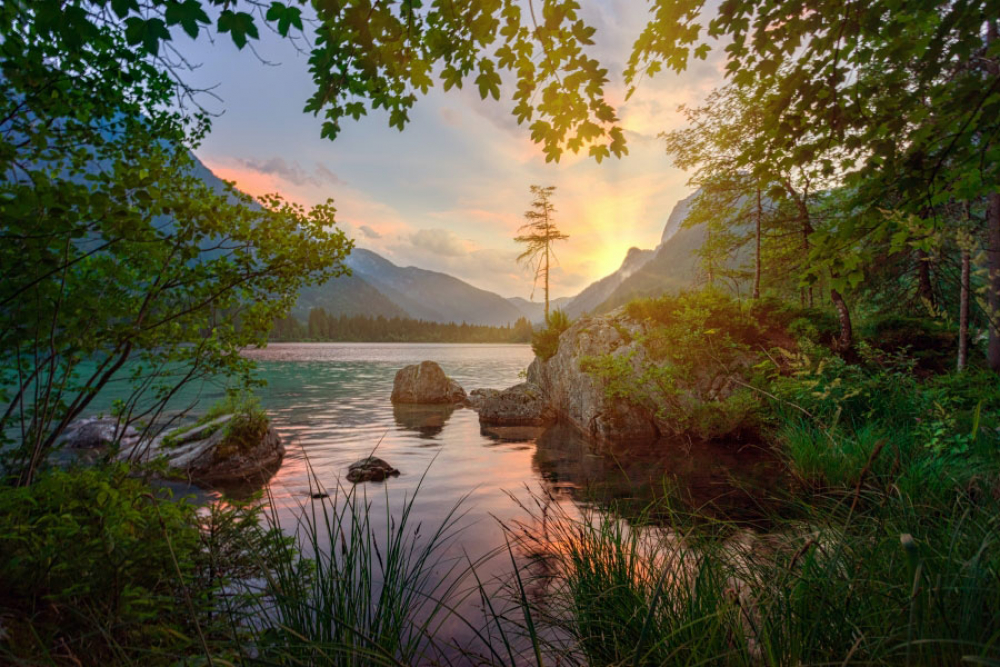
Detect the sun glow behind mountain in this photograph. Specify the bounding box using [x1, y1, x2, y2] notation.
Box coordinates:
[188, 1, 726, 299]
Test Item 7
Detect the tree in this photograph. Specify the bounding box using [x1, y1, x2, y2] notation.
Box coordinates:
[1, 4, 351, 484]
[515, 186, 569, 323]
[629, 2, 1000, 369]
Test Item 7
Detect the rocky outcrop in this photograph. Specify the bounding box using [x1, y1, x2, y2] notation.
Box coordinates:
[116, 414, 284, 483]
[478, 383, 555, 426]
[60, 417, 139, 449]
[528, 314, 660, 442]
[391, 361, 467, 404]
[467, 388, 501, 410]
[346, 456, 400, 483]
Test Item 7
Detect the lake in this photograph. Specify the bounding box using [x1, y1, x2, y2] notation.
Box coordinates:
[72, 341, 782, 654]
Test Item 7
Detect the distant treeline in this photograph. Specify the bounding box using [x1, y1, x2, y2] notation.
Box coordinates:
[271, 309, 534, 343]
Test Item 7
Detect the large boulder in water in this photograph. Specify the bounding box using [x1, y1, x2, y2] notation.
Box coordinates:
[390, 361, 466, 404]
[117, 414, 284, 483]
[528, 314, 660, 443]
[478, 383, 555, 426]
[60, 417, 140, 449]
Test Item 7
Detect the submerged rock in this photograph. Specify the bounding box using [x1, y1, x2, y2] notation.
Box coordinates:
[390, 361, 466, 405]
[117, 414, 284, 483]
[60, 417, 140, 449]
[346, 456, 400, 483]
[478, 382, 555, 427]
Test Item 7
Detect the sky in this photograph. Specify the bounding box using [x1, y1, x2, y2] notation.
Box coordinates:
[180, 1, 727, 300]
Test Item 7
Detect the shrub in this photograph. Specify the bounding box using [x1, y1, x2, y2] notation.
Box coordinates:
[208, 390, 269, 457]
[531, 309, 571, 361]
[0, 466, 207, 661]
[860, 313, 956, 372]
[0, 466, 283, 664]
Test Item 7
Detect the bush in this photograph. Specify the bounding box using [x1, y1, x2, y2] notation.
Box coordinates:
[531, 309, 571, 361]
[860, 313, 956, 372]
[0, 467, 206, 661]
[207, 390, 269, 457]
[770, 344, 1000, 494]
[0, 466, 281, 664]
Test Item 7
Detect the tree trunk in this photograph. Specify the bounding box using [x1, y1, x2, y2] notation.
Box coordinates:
[916, 249, 935, 307]
[959, 248, 970, 371]
[797, 200, 814, 308]
[988, 192, 1000, 372]
[753, 186, 762, 300]
[544, 243, 550, 324]
[831, 288, 853, 353]
[986, 21, 1000, 372]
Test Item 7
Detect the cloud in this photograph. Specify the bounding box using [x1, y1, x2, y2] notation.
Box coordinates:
[358, 224, 382, 239]
[238, 157, 342, 188]
[407, 228, 470, 257]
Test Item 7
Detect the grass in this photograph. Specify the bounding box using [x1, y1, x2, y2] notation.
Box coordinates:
[493, 487, 1000, 666]
[229, 471, 486, 666]
[4, 454, 999, 665]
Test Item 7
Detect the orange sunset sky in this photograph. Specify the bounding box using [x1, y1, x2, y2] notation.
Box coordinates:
[183, 1, 728, 299]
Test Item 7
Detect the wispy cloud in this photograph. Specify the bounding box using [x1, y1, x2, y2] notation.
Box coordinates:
[358, 224, 382, 239]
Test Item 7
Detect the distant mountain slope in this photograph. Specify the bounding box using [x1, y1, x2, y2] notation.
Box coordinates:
[291, 273, 409, 321]
[563, 247, 656, 318]
[563, 189, 709, 317]
[303, 249, 522, 326]
[660, 190, 700, 245]
[595, 222, 706, 312]
[507, 296, 574, 323]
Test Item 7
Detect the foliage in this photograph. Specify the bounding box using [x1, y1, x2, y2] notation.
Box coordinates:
[0, 3, 352, 483]
[770, 343, 1000, 493]
[581, 290, 789, 439]
[516, 185, 570, 321]
[0, 466, 281, 664]
[531, 308, 571, 361]
[3, 0, 625, 164]
[236, 481, 472, 666]
[496, 485, 1000, 666]
[288, 309, 534, 344]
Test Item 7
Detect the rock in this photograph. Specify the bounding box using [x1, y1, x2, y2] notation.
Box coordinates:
[528, 311, 755, 442]
[390, 361, 466, 404]
[478, 383, 555, 426]
[467, 388, 501, 410]
[60, 417, 139, 449]
[311, 492, 330, 499]
[191, 426, 284, 483]
[346, 456, 400, 483]
[528, 315, 659, 443]
[117, 414, 284, 483]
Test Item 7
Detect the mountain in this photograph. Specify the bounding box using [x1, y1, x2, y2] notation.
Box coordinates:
[593, 221, 706, 312]
[291, 273, 409, 321]
[563, 189, 706, 317]
[563, 247, 656, 318]
[297, 248, 527, 326]
[507, 296, 574, 323]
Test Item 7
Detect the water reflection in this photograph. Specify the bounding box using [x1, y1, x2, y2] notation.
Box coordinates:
[392, 403, 457, 438]
[533, 422, 783, 523]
